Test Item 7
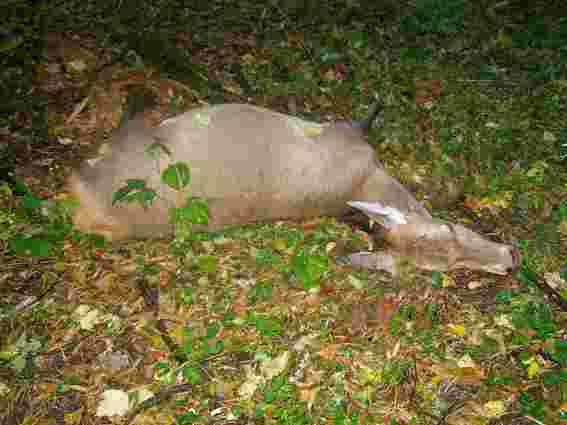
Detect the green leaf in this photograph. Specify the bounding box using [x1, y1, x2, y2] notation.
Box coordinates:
[133, 188, 158, 209]
[11, 177, 33, 196]
[319, 48, 343, 64]
[170, 198, 209, 227]
[206, 322, 220, 339]
[11, 355, 26, 373]
[9, 235, 51, 256]
[248, 313, 282, 337]
[182, 288, 194, 305]
[112, 179, 148, 204]
[182, 366, 202, 384]
[162, 162, 191, 190]
[112, 179, 157, 209]
[291, 251, 329, 289]
[124, 179, 149, 190]
[348, 31, 368, 49]
[249, 281, 273, 303]
[176, 410, 200, 424]
[543, 370, 567, 385]
[431, 271, 442, 288]
[21, 193, 43, 210]
[552, 201, 567, 224]
[205, 340, 224, 355]
[197, 255, 218, 274]
[551, 339, 567, 365]
[145, 142, 172, 160]
[185, 198, 209, 224]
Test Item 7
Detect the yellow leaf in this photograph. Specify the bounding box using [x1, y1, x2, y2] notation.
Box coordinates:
[271, 239, 287, 252]
[447, 324, 466, 337]
[442, 273, 456, 288]
[480, 192, 512, 209]
[484, 400, 506, 418]
[494, 314, 515, 329]
[526, 357, 540, 379]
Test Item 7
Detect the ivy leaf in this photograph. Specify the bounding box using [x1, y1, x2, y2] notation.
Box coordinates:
[145, 141, 172, 160]
[112, 179, 157, 209]
[162, 162, 191, 190]
[9, 235, 51, 257]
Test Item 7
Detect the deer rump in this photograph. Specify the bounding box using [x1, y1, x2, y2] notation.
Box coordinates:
[68, 103, 518, 275]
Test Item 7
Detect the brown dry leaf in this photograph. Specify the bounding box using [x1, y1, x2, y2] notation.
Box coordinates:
[374, 297, 399, 324]
[298, 386, 320, 411]
[323, 68, 338, 82]
[456, 367, 486, 385]
[464, 192, 512, 211]
[351, 304, 369, 335]
[93, 272, 118, 291]
[445, 400, 485, 425]
[433, 360, 486, 386]
[288, 32, 305, 47]
[439, 365, 486, 386]
[415, 79, 442, 105]
[304, 293, 321, 307]
[463, 195, 484, 210]
[318, 344, 339, 361]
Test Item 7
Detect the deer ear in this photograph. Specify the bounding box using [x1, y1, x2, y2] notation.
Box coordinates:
[347, 201, 407, 227]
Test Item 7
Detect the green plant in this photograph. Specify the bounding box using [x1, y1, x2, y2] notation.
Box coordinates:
[326, 399, 360, 425]
[175, 410, 202, 424]
[399, 0, 467, 36]
[510, 299, 556, 341]
[254, 247, 283, 266]
[5, 178, 73, 257]
[112, 142, 209, 242]
[154, 323, 224, 386]
[518, 392, 545, 421]
[511, 16, 567, 50]
[0, 333, 44, 376]
[248, 280, 274, 304]
[258, 375, 313, 425]
[382, 359, 414, 386]
[558, 129, 567, 160]
[388, 304, 417, 338]
[246, 312, 283, 337]
[291, 248, 329, 289]
[181, 323, 224, 360]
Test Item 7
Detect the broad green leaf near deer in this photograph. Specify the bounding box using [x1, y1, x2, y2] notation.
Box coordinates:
[67, 101, 518, 275]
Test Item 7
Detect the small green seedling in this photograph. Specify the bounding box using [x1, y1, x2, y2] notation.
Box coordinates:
[112, 141, 210, 241]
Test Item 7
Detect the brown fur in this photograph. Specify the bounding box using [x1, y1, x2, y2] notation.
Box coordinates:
[69, 103, 426, 240]
[68, 103, 518, 274]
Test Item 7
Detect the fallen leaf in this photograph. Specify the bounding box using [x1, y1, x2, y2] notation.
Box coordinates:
[96, 389, 129, 417]
[318, 344, 339, 361]
[483, 400, 506, 418]
[442, 274, 456, 288]
[261, 351, 290, 379]
[299, 386, 320, 410]
[447, 324, 466, 338]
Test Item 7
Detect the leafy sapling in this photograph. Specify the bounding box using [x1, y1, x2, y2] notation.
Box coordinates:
[112, 141, 209, 241]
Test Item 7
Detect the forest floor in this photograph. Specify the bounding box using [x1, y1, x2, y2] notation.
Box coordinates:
[1, 1, 566, 424]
